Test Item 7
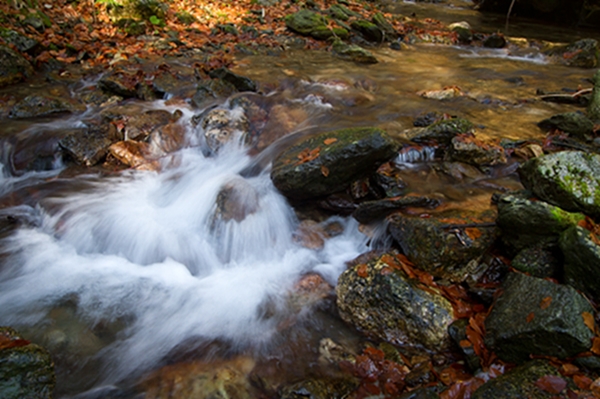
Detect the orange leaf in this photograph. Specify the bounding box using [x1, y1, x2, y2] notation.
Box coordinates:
[591, 337, 600, 356]
[459, 339, 472, 348]
[534, 375, 566, 394]
[324, 138, 338, 145]
[320, 165, 329, 177]
[357, 264, 368, 278]
[573, 374, 593, 390]
[526, 312, 535, 323]
[560, 363, 579, 376]
[582, 311, 595, 332]
[539, 296, 552, 309]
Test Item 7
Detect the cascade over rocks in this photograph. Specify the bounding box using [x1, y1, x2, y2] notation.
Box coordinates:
[518, 151, 600, 218]
[485, 273, 594, 363]
[0, 327, 55, 399]
[270, 127, 400, 200]
[336, 252, 454, 352]
[388, 209, 497, 282]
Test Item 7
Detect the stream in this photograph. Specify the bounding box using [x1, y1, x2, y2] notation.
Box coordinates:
[0, 2, 598, 398]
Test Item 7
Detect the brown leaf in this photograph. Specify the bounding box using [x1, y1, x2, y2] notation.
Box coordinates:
[320, 165, 330, 177]
[324, 138, 338, 145]
[534, 375, 567, 394]
[459, 339, 472, 348]
[573, 374, 593, 390]
[357, 264, 368, 278]
[539, 296, 552, 309]
[582, 311, 595, 332]
[591, 337, 600, 356]
[526, 312, 535, 323]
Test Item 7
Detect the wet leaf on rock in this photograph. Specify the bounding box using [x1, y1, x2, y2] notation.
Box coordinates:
[582, 311, 595, 332]
[320, 165, 330, 177]
[527, 312, 535, 323]
[534, 374, 567, 394]
[0, 335, 30, 350]
[324, 138, 338, 145]
[573, 374, 593, 390]
[591, 337, 600, 356]
[540, 296, 553, 309]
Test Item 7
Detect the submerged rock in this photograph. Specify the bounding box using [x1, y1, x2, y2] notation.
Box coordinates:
[496, 193, 584, 251]
[336, 253, 454, 352]
[0, 44, 34, 88]
[59, 127, 114, 166]
[331, 39, 378, 64]
[472, 360, 565, 399]
[0, 327, 55, 399]
[271, 127, 399, 200]
[388, 210, 497, 282]
[352, 195, 440, 224]
[538, 112, 594, 140]
[485, 273, 593, 363]
[518, 151, 600, 218]
[9, 94, 84, 119]
[405, 118, 474, 146]
[446, 135, 506, 166]
[213, 177, 260, 223]
[560, 225, 600, 301]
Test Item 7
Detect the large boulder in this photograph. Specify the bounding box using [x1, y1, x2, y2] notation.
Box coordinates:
[485, 273, 594, 364]
[545, 38, 599, 68]
[388, 210, 497, 282]
[472, 360, 566, 399]
[271, 127, 399, 200]
[0, 327, 55, 399]
[518, 151, 600, 218]
[560, 225, 600, 301]
[285, 10, 328, 37]
[538, 112, 595, 141]
[336, 252, 454, 352]
[0, 44, 34, 88]
[496, 193, 584, 251]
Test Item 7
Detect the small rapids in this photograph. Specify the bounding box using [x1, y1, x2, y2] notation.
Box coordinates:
[0, 107, 368, 394]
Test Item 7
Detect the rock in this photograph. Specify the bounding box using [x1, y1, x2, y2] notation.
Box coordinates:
[546, 38, 599, 68]
[388, 210, 497, 282]
[482, 33, 506, 48]
[372, 12, 398, 40]
[98, 70, 143, 98]
[271, 127, 399, 200]
[331, 40, 378, 64]
[496, 193, 584, 251]
[122, 110, 173, 141]
[9, 94, 83, 119]
[588, 69, 600, 122]
[143, 357, 256, 399]
[418, 86, 464, 101]
[398, 387, 440, 399]
[350, 20, 383, 42]
[310, 26, 349, 41]
[22, 15, 46, 32]
[208, 68, 257, 92]
[518, 151, 600, 218]
[148, 122, 186, 156]
[404, 118, 473, 146]
[0, 327, 55, 399]
[471, 360, 565, 399]
[538, 112, 594, 140]
[449, 21, 472, 43]
[511, 243, 561, 278]
[485, 273, 593, 363]
[336, 252, 454, 352]
[327, 4, 359, 21]
[0, 44, 34, 87]
[191, 79, 237, 107]
[212, 177, 260, 224]
[560, 225, 600, 301]
[284, 9, 327, 36]
[108, 140, 158, 170]
[448, 319, 481, 372]
[200, 108, 249, 153]
[279, 378, 357, 399]
[0, 29, 39, 54]
[59, 127, 114, 166]
[352, 195, 440, 224]
[446, 135, 506, 166]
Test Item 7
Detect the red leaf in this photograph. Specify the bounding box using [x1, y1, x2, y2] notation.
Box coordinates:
[573, 374, 593, 390]
[534, 375, 567, 394]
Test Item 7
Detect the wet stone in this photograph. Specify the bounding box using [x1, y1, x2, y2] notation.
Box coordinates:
[388, 210, 497, 282]
[59, 127, 114, 167]
[0, 29, 39, 54]
[200, 108, 249, 153]
[445, 135, 506, 166]
[448, 319, 481, 372]
[191, 78, 237, 107]
[518, 151, 600, 218]
[123, 109, 173, 141]
[482, 33, 506, 48]
[336, 252, 454, 352]
[279, 377, 357, 399]
[545, 38, 599, 68]
[350, 20, 383, 43]
[109, 140, 158, 171]
[0, 327, 55, 399]
[208, 67, 257, 92]
[538, 112, 594, 141]
[511, 243, 561, 278]
[559, 225, 600, 302]
[271, 127, 399, 201]
[404, 118, 474, 146]
[496, 193, 584, 252]
[485, 273, 594, 363]
[472, 360, 565, 399]
[9, 94, 83, 119]
[352, 195, 440, 224]
[0, 44, 34, 88]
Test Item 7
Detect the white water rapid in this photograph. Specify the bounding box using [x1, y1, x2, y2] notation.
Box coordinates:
[0, 103, 368, 393]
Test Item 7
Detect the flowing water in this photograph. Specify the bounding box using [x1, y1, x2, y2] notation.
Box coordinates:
[0, 3, 598, 397]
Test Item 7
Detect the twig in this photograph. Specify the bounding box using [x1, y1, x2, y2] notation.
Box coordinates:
[505, 0, 517, 32]
[537, 88, 592, 101]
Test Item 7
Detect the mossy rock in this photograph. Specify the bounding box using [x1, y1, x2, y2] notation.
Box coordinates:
[271, 127, 399, 200]
[336, 252, 454, 352]
[518, 151, 600, 218]
[331, 39, 378, 64]
[485, 273, 593, 363]
[0, 327, 55, 399]
[538, 112, 594, 140]
[372, 12, 397, 39]
[327, 4, 360, 21]
[0, 44, 34, 88]
[405, 118, 474, 145]
[560, 225, 600, 301]
[284, 9, 327, 36]
[511, 243, 561, 278]
[310, 26, 349, 41]
[350, 19, 383, 42]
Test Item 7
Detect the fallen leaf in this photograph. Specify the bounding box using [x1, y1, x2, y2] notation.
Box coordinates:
[324, 137, 338, 145]
[573, 374, 593, 390]
[526, 312, 535, 323]
[590, 377, 600, 397]
[539, 296, 552, 309]
[357, 264, 368, 278]
[582, 311, 595, 332]
[320, 165, 330, 177]
[560, 363, 579, 376]
[534, 375, 567, 394]
[591, 337, 600, 356]
[459, 339, 472, 348]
